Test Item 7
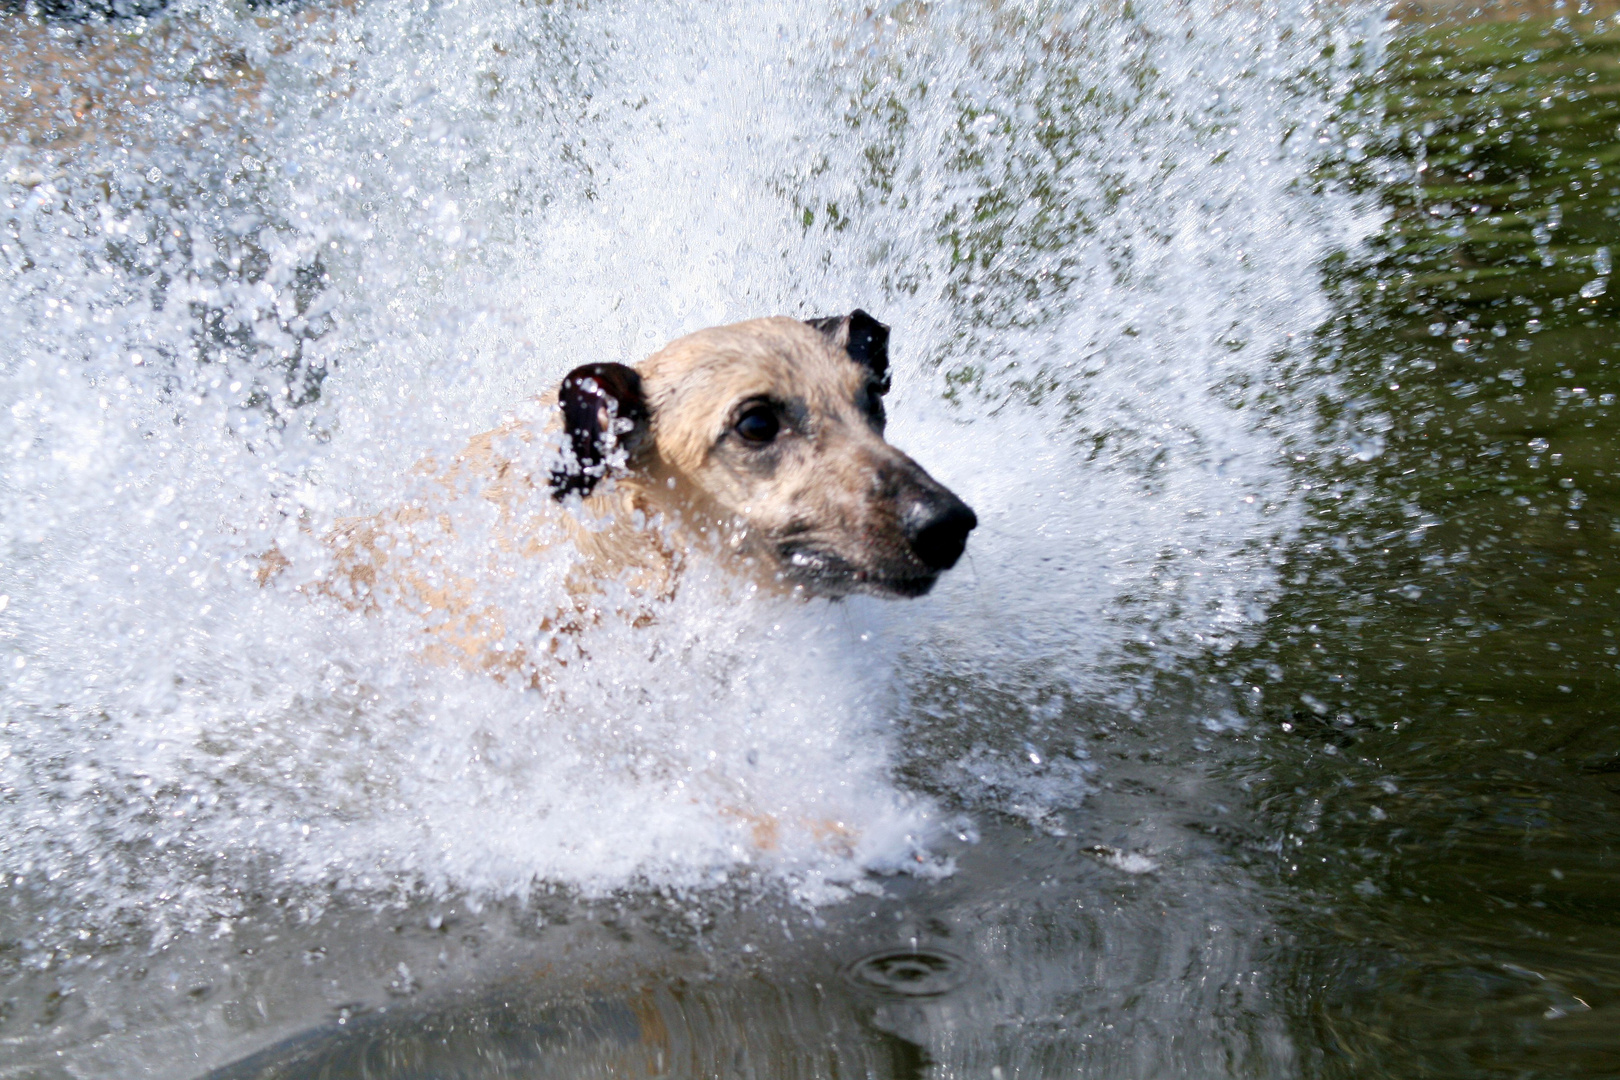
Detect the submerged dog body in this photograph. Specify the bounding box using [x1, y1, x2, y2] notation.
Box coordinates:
[297, 312, 976, 677]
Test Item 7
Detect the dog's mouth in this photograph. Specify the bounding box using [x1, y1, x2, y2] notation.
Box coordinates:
[775, 542, 940, 599]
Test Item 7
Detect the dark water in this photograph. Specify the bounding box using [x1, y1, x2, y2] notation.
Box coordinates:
[1, 3, 1618, 1078]
[1239, 7, 1620, 1074]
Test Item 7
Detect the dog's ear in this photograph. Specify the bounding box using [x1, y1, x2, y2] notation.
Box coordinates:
[806, 309, 890, 394]
[550, 362, 650, 500]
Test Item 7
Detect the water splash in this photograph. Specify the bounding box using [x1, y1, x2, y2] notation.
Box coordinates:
[0, 0, 1388, 944]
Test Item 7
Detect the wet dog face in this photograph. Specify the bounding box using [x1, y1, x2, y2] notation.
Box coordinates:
[550, 313, 976, 598]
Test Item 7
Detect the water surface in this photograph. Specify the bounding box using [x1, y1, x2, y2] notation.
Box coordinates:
[0, 1, 1616, 1077]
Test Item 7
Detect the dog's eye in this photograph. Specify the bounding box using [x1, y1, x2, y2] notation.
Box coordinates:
[734, 404, 780, 445]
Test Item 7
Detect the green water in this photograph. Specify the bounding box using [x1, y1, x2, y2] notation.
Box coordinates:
[155, 13, 1620, 1078]
[5, 8, 1619, 1079]
[1245, 10, 1620, 1073]
[208, 17, 1620, 1077]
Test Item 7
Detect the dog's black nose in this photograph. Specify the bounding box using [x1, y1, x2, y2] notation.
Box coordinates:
[903, 493, 977, 571]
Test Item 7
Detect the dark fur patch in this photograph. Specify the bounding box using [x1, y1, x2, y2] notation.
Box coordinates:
[550, 362, 650, 499]
[806, 309, 891, 393]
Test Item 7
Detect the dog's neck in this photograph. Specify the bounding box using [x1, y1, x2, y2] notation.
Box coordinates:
[569, 457, 784, 603]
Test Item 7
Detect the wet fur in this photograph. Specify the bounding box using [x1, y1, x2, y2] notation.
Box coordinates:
[273, 314, 972, 682]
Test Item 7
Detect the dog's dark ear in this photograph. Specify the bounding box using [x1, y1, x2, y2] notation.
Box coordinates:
[806, 309, 890, 394]
[550, 362, 650, 500]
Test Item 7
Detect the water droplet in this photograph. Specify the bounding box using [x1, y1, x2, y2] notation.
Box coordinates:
[845, 948, 969, 998]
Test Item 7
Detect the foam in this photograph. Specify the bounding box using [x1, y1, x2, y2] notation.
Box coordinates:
[0, 0, 1388, 941]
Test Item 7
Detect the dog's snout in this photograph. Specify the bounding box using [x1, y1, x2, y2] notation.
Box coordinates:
[902, 490, 977, 572]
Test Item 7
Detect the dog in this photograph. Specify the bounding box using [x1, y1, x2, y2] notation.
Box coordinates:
[277, 311, 977, 681]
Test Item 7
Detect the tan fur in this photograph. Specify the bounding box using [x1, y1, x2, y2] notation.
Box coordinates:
[272, 315, 967, 684]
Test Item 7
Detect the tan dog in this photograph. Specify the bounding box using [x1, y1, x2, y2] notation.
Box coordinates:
[285, 311, 976, 680]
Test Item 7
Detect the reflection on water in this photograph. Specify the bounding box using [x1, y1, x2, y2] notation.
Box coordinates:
[199, 818, 1291, 1079]
[1237, 7, 1620, 1074]
[0, 0, 1616, 1077]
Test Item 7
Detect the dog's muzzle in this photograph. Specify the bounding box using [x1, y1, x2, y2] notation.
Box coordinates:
[774, 470, 977, 599]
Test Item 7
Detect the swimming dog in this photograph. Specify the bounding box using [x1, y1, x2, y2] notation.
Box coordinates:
[281, 311, 976, 680]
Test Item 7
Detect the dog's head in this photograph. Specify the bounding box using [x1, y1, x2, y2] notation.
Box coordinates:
[549, 312, 976, 598]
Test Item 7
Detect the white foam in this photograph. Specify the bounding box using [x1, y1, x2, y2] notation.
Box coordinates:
[0, 0, 1388, 939]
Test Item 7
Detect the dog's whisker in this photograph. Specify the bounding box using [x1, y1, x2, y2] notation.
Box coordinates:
[963, 549, 996, 617]
[963, 518, 1019, 540]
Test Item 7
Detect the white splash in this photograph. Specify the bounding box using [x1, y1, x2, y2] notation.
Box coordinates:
[0, 0, 1388, 939]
